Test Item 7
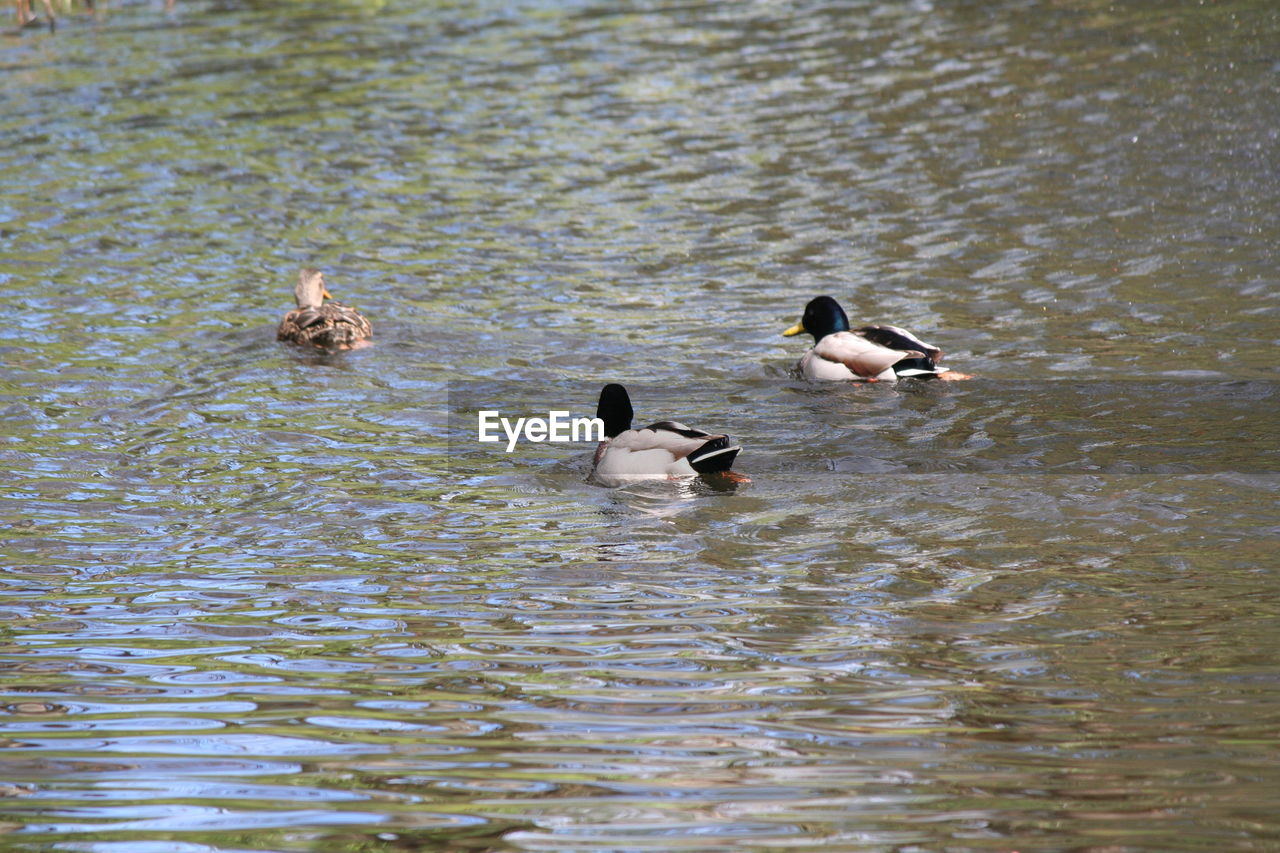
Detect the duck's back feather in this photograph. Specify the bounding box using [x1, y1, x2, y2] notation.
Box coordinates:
[855, 324, 943, 362]
[278, 301, 372, 349]
[593, 422, 741, 481]
[808, 331, 905, 380]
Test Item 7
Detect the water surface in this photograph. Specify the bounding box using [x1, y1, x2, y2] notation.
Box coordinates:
[2, 0, 1278, 850]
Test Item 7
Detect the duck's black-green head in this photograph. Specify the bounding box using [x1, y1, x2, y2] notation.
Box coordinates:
[596, 383, 634, 438]
[783, 295, 850, 343]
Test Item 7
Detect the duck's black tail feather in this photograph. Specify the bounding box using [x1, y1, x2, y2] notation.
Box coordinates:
[688, 437, 741, 473]
[892, 356, 945, 378]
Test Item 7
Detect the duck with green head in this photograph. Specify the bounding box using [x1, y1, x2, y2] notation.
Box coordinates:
[783, 295, 970, 381]
[277, 268, 372, 350]
[591, 384, 743, 485]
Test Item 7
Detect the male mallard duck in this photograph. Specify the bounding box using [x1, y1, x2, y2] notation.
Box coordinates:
[277, 268, 372, 350]
[783, 295, 969, 381]
[591, 384, 742, 484]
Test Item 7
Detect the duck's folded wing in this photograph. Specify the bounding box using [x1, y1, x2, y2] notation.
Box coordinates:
[855, 324, 942, 361]
[278, 307, 324, 334]
[599, 424, 740, 474]
[813, 331, 910, 378]
[296, 308, 329, 329]
[611, 424, 710, 458]
[644, 422, 739, 473]
[327, 302, 373, 337]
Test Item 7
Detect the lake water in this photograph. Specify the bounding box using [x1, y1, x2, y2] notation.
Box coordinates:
[2, 1, 1278, 850]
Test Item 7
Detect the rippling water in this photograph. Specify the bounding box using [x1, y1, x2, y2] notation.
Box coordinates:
[3, 0, 1278, 850]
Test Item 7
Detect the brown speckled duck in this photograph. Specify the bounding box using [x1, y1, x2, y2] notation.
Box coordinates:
[277, 268, 372, 350]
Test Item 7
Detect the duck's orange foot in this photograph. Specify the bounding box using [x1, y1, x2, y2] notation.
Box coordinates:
[937, 370, 974, 381]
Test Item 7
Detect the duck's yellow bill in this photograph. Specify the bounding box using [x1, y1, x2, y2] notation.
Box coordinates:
[782, 322, 805, 337]
[322, 287, 334, 300]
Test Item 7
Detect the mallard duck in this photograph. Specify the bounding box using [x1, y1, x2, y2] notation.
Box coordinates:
[277, 268, 372, 350]
[783, 295, 969, 381]
[591, 384, 742, 484]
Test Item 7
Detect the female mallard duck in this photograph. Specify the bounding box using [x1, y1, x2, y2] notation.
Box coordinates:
[277, 268, 372, 350]
[783, 295, 969, 381]
[591, 384, 742, 484]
